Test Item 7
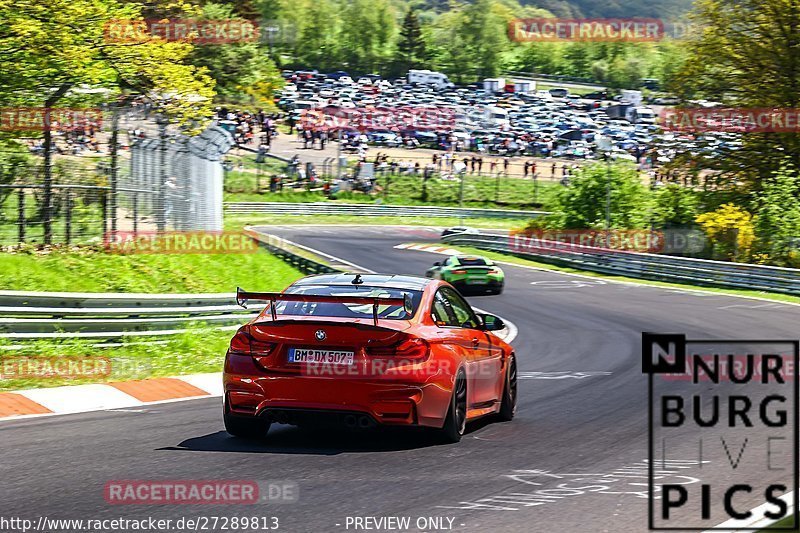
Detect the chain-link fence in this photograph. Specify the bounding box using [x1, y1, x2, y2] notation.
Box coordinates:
[0, 106, 234, 245]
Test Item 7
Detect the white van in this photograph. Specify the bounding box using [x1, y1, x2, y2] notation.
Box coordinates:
[484, 105, 510, 127]
[407, 70, 455, 90]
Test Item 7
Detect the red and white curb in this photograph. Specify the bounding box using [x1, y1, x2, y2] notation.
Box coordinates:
[395, 243, 462, 255]
[0, 373, 222, 421]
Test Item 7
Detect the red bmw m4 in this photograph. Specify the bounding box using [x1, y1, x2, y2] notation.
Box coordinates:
[223, 273, 516, 443]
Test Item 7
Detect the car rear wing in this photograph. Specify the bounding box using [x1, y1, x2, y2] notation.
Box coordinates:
[236, 288, 413, 326]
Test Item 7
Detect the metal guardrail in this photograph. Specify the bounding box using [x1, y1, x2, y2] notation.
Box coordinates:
[226, 202, 547, 220]
[0, 291, 255, 338]
[0, 232, 340, 340]
[442, 232, 800, 296]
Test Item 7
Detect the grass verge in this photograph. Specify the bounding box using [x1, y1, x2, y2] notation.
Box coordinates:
[224, 172, 559, 210]
[226, 214, 527, 232]
[766, 514, 796, 529]
[0, 247, 304, 293]
[0, 327, 233, 391]
[0, 247, 304, 390]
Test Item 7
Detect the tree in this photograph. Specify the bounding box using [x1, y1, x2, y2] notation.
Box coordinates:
[190, 2, 283, 105]
[434, 0, 510, 80]
[651, 184, 701, 227]
[752, 165, 800, 266]
[339, 0, 396, 74]
[553, 162, 652, 230]
[675, 0, 800, 187]
[395, 8, 427, 73]
[0, 0, 215, 242]
[293, 0, 342, 71]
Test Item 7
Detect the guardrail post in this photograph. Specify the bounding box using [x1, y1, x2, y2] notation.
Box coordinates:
[17, 188, 25, 244]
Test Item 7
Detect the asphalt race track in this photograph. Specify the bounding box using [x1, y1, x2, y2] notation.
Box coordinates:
[1, 224, 798, 533]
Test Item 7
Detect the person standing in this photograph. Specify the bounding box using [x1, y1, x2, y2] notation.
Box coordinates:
[503, 158, 510, 175]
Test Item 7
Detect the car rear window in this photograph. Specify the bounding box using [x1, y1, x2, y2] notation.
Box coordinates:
[457, 257, 489, 266]
[277, 285, 423, 320]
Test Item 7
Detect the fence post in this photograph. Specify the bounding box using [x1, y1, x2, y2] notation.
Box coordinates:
[109, 106, 119, 240]
[132, 193, 138, 238]
[64, 190, 72, 245]
[17, 188, 25, 243]
[157, 115, 168, 232]
[101, 190, 108, 240]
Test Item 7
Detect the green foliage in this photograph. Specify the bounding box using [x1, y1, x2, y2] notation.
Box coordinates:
[0, 0, 215, 125]
[675, 0, 800, 185]
[190, 2, 283, 106]
[651, 184, 701, 227]
[551, 162, 651, 229]
[752, 166, 800, 267]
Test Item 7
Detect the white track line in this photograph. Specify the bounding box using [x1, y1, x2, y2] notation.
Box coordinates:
[704, 491, 794, 531]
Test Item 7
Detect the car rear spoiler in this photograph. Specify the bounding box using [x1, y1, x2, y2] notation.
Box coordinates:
[236, 288, 414, 326]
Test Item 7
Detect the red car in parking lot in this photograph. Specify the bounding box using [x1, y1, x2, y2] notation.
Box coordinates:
[223, 273, 516, 443]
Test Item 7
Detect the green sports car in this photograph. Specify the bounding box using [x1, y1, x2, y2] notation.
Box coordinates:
[425, 255, 505, 295]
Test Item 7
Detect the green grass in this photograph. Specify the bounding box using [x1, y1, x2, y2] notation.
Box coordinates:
[0, 327, 233, 391]
[435, 243, 800, 305]
[0, 246, 304, 293]
[224, 172, 560, 210]
[0, 191, 105, 245]
[766, 514, 796, 529]
[0, 246, 305, 390]
[225, 213, 528, 231]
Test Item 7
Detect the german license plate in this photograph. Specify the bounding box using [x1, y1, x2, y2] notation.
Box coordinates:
[466, 279, 486, 284]
[288, 348, 355, 365]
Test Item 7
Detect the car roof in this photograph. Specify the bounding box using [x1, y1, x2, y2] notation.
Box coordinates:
[451, 255, 492, 264]
[292, 273, 433, 291]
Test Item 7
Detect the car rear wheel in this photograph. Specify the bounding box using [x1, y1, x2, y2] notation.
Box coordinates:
[438, 370, 467, 443]
[498, 355, 517, 421]
[224, 401, 271, 439]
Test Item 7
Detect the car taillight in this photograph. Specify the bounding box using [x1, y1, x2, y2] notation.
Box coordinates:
[229, 326, 276, 359]
[366, 337, 430, 361]
[488, 268, 499, 274]
[452, 269, 467, 275]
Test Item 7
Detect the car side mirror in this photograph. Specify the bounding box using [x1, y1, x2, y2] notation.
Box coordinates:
[479, 313, 505, 332]
[433, 261, 441, 266]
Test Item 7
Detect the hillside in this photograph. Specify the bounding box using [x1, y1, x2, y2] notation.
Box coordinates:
[536, 0, 694, 18]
